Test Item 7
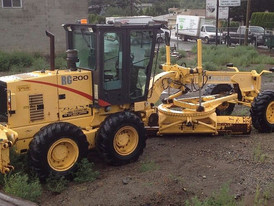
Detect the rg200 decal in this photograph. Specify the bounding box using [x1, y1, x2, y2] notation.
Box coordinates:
[61, 75, 89, 85]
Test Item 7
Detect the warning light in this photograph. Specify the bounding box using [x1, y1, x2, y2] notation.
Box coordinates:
[80, 19, 88, 24]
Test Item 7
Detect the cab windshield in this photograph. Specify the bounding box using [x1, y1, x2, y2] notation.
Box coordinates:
[205, 26, 217, 32]
[72, 29, 96, 70]
[250, 26, 264, 34]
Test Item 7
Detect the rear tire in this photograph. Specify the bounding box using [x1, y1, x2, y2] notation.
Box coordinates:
[96, 111, 146, 165]
[204, 84, 235, 115]
[251, 90, 274, 132]
[28, 122, 88, 180]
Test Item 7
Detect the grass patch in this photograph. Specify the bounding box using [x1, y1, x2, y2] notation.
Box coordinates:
[2, 154, 99, 199]
[73, 158, 99, 183]
[4, 173, 42, 202]
[9, 148, 29, 174]
[139, 160, 159, 172]
[185, 183, 237, 206]
[253, 143, 267, 163]
[46, 175, 69, 194]
[191, 45, 274, 71]
[253, 184, 274, 206]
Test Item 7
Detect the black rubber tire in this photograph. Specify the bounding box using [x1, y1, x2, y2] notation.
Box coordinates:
[204, 84, 235, 115]
[204, 37, 209, 44]
[96, 111, 146, 166]
[225, 36, 231, 46]
[28, 122, 88, 180]
[157, 37, 164, 43]
[251, 90, 274, 133]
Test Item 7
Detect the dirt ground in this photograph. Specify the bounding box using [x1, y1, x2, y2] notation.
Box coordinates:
[38, 72, 274, 206]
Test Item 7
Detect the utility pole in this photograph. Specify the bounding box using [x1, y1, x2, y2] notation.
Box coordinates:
[130, 0, 133, 16]
[215, 0, 219, 46]
[227, 7, 230, 46]
[244, 0, 251, 45]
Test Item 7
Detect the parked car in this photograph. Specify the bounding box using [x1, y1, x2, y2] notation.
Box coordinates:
[156, 29, 170, 43]
[222, 26, 267, 46]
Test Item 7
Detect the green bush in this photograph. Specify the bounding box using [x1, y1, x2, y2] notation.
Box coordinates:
[31, 57, 48, 70]
[46, 175, 69, 194]
[4, 173, 42, 202]
[0, 51, 10, 71]
[9, 149, 28, 174]
[9, 52, 33, 68]
[0, 51, 35, 72]
[203, 61, 219, 71]
[55, 56, 67, 69]
[251, 12, 274, 29]
[0, 51, 71, 72]
[73, 158, 99, 183]
[88, 14, 105, 24]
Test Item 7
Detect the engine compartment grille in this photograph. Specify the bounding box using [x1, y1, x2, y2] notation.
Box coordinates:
[29, 94, 44, 121]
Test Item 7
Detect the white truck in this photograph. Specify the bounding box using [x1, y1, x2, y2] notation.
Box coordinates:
[176, 15, 220, 44]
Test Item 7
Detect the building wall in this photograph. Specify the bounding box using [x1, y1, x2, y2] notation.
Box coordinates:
[0, 0, 88, 53]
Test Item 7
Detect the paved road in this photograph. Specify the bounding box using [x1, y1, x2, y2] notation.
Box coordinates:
[0, 192, 37, 206]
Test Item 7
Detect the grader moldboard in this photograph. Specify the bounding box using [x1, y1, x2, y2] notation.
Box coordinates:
[0, 21, 273, 179]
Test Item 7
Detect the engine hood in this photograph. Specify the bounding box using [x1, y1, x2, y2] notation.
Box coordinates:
[0, 71, 57, 83]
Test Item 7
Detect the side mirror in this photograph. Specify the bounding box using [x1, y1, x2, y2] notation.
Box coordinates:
[165, 31, 170, 46]
[269, 67, 274, 72]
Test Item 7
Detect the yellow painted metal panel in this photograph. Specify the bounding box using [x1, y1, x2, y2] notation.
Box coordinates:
[57, 70, 93, 121]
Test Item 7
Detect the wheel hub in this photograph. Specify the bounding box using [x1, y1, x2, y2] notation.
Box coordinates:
[116, 133, 130, 147]
[266, 101, 274, 124]
[48, 138, 79, 172]
[52, 144, 68, 161]
[113, 126, 138, 156]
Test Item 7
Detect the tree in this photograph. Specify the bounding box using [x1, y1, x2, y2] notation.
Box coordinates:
[230, 0, 274, 24]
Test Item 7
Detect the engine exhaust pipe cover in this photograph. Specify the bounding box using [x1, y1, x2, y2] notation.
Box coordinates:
[45, 30, 55, 71]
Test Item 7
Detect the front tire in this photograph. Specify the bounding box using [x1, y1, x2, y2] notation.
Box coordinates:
[204, 84, 235, 115]
[28, 122, 88, 179]
[251, 90, 274, 132]
[157, 37, 164, 43]
[204, 37, 209, 44]
[96, 111, 146, 165]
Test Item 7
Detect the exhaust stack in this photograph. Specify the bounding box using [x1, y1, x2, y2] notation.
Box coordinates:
[45, 30, 55, 71]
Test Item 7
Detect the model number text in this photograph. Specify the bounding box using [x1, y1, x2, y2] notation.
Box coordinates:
[61, 75, 89, 85]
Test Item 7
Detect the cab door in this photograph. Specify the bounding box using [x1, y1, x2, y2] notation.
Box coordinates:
[101, 31, 125, 105]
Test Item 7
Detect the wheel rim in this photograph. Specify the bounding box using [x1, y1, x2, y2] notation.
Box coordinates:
[48, 138, 79, 172]
[113, 126, 139, 156]
[266, 101, 274, 124]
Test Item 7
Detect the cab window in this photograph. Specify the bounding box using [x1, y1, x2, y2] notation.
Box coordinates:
[129, 30, 153, 99]
[103, 32, 123, 90]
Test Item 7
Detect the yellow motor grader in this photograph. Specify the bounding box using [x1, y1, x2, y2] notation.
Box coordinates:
[0, 22, 273, 179]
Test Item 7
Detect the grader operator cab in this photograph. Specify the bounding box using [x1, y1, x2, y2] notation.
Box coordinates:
[0, 22, 273, 179]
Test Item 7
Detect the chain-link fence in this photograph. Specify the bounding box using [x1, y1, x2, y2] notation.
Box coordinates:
[173, 25, 274, 48]
[219, 26, 274, 48]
